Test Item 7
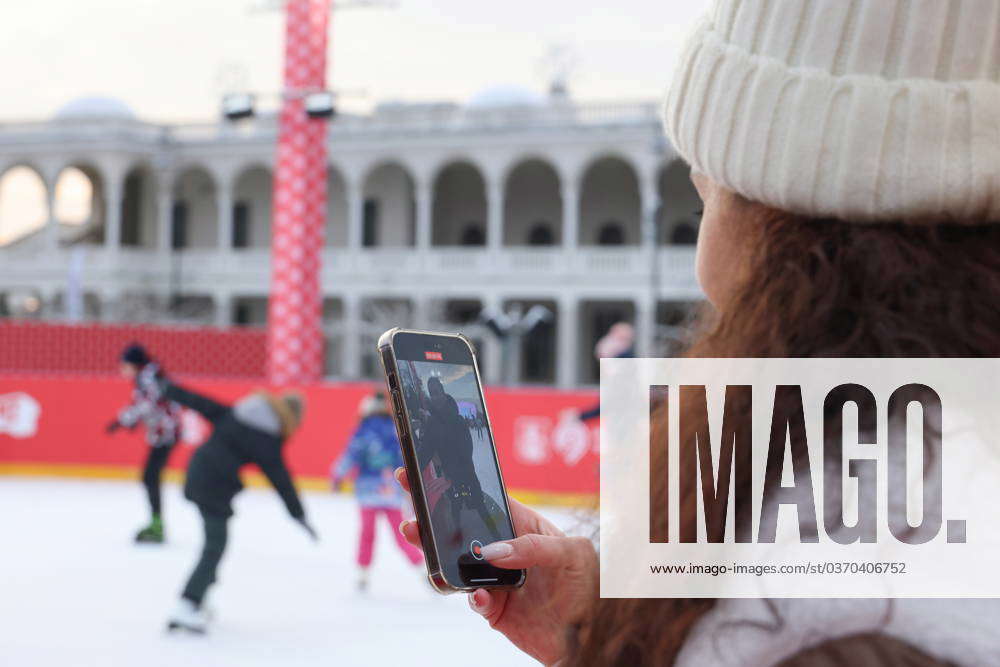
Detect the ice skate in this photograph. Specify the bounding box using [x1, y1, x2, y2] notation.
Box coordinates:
[134, 515, 164, 544]
[167, 598, 209, 634]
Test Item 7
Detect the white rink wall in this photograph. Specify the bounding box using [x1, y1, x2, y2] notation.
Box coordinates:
[0, 478, 589, 667]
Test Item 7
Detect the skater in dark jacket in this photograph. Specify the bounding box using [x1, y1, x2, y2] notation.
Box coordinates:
[418, 377, 500, 543]
[161, 382, 317, 634]
[106, 343, 182, 543]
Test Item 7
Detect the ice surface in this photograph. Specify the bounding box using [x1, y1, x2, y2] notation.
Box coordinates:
[0, 477, 590, 667]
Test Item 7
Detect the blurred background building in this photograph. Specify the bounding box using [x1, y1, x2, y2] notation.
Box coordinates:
[0, 84, 702, 387]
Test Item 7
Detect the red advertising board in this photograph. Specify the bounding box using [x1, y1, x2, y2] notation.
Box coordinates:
[0, 375, 599, 503]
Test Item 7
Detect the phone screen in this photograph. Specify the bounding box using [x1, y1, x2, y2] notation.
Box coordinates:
[392, 333, 520, 588]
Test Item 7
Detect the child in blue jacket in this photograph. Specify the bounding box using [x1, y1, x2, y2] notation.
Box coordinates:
[333, 391, 422, 591]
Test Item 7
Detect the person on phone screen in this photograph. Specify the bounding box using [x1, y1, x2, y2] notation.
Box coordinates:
[395, 0, 1000, 664]
[158, 382, 317, 634]
[418, 376, 500, 543]
[332, 390, 423, 592]
[105, 343, 181, 544]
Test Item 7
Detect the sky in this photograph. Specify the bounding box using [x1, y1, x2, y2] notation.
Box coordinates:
[1, 0, 710, 122]
[0, 0, 710, 242]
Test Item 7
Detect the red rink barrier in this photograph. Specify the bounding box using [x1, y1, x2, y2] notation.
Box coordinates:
[0, 375, 599, 503]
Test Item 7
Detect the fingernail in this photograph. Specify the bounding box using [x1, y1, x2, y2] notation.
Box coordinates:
[398, 520, 409, 536]
[394, 467, 404, 480]
[480, 542, 513, 559]
[468, 590, 486, 614]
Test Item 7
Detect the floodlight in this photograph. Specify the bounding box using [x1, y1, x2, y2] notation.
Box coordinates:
[222, 93, 255, 121]
[305, 92, 337, 119]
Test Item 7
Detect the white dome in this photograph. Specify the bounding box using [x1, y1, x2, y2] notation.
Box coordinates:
[467, 85, 545, 109]
[55, 96, 136, 121]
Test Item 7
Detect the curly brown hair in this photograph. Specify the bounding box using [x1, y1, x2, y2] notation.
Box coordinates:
[564, 203, 1000, 666]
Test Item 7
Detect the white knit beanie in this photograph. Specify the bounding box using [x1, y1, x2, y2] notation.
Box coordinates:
[664, 0, 1000, 223]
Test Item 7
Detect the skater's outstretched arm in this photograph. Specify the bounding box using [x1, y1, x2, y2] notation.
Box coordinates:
[162, 383, 230, 422]
[259, 453, 306, 521]
[332, 426, 367, 482]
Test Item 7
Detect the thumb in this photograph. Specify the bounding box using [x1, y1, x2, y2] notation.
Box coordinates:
[480, 534, 588, 569]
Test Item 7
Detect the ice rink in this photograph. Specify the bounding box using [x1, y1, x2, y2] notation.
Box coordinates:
[1, 477, 588, 666]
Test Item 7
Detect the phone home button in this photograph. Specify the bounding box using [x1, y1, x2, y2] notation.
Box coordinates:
[470, 540, 485, 560]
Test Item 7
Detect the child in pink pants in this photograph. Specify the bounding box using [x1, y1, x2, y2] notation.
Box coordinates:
[333, 392, 422, 591]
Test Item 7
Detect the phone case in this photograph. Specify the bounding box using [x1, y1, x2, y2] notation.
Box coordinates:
[377, 327, 526, 594]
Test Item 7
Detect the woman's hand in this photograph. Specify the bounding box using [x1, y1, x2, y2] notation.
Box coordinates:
[395, 467, 597, 666]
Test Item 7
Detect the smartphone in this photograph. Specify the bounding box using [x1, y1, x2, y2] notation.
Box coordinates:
[378, 328, 526, 593]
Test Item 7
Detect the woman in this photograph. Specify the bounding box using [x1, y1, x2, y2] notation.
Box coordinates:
[398, 0, 1000, 664]
[332, 391, 422, 592]
[105, 343, 181, 543]
[162, 383, 318, 634]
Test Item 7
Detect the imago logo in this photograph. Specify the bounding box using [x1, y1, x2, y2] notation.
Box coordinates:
[424, 351, 443, 361]
[600, 359, 1000, 598]
[648, 383, 964, 546]
[0, 392, 41, 438]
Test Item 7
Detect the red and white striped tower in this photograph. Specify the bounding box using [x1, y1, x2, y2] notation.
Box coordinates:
[267, 0, 330, 385]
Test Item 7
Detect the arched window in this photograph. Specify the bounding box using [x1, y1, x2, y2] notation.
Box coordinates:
[527, 222, 554, 246]
[173, 166, 220, 248]
[433, 162, 487, 247]
[0, 166, 48, 245]
[597, 222, 625, 246]
[362, 163, 415, 247]
[53, 167, 93, 226]
[579, 157, 640, 247]
[671, 221, 698, 245]
[460, 224, 485, 246]
[504, 159, 561, 246]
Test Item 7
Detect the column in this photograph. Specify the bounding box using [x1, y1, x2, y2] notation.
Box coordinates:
[347, 178, 364, 250]
[216, 177, 234, 252]
[43, 167, 59, 252]
[486, 177, 504, 252]
[415, 178, 432, 251]
[412, 294, 430, 330]
[65, 247, 87, 322]
[556, 295, 579, 388]
[101, 288, 123, 323]
[157, 171, 174, 254]
[342, 294, 361, 379]
[635, 297, 655, 359]
[103, 177, 122, 253]
[561, 182, 579, 250]
[640, 173, 660, 250]
[480, 293, 503, 385]
[215, 292, 232, 328]
[640, 172, 661, 357]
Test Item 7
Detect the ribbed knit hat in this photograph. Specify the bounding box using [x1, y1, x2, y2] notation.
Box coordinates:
[664, 0, 1000, 223]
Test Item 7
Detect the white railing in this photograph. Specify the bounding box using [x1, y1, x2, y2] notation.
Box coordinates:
[0, 101, 662, 149]
[0, 244, 700, 296]
[0, 118, 170, 147]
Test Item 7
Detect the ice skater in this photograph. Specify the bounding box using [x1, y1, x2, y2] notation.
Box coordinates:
[159, 382, 318, 634]
[106, 343, 182, 544]
[332, 390, 423, 592]
[578, 322, 635, 423]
